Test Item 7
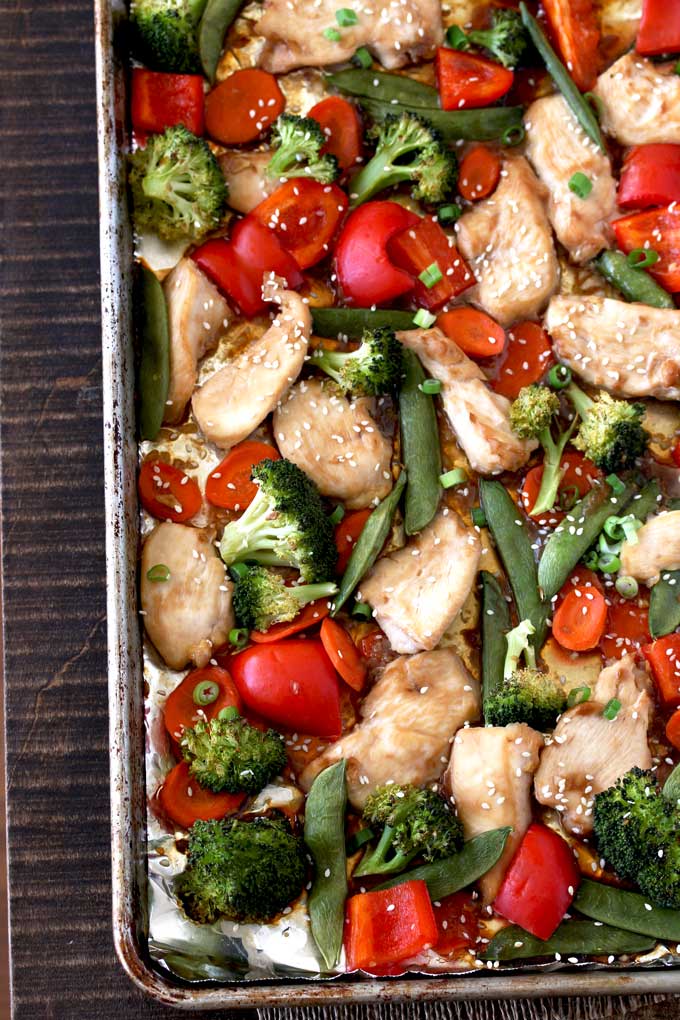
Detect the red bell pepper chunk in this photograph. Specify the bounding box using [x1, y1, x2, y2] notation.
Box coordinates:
[542, 0, 600, 92]
[131, 69, 205, 137]
[335, 201, 420, 307]
[673, 439, 680, 468]
[345, 880, 438, 971]
[493, 823, 580, 941]
[636, 0, 680, 56]
[618, 145, 680, 210]
[435, 48, 513, 111]
[250, 179, 348, 270]
[642, 634, 680, 709]
[612, 206, 680, 293]
[387, 217, 475, 310]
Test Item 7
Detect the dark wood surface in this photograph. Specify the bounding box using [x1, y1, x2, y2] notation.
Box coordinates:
[0, 0, 678, 1017]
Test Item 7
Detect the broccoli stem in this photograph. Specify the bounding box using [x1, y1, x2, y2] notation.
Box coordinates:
[267, 147, 300, 180]
[220, 486, 296, 563]
[530, 417, 578, 516]
[565, 381, 594, 421]
[349, 145, 414, 207]
[289, 581, 339, 604]
[353, 824, 414, 877]
[312, 347, 352, 386]
[502, 620, 536, 679]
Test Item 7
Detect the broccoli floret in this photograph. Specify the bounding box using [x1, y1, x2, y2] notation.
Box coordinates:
[566, 383, 648, 474]
[219, 458, 337, 583]
[177, 815, 306, 924]
[349, 112, 458, 208]
[129, 125, 226, 242]
[510, 384, 576, 516]
[233, 565, 338, 632]
[464, 9, 529, 69]
[593, 767, 680, 909]
[131, 0, 206, 73]
[354, 783, 463, 877]
[484, 619, 566, 730]
[181, 710, 287, 794]
[266, 114, 340, 184]
[311, 326, 405, 396]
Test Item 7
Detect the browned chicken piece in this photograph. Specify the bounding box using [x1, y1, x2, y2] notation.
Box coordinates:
[545, 295, 680, 400]
[300, 648, 480, 809]
[162, 259, 231, 425]
[217, 150, 276, 214]
[257, 0, 443, 73]
[620, 511, 680, 585]
[534, 654, 652, 836]
[593, 52, 680, 145]
[357, 508, 481, 654]
[525, 94, 618, 263]
[192, 281, 310, 448]
[141, 522, 234, 670]
[398, 327, 537, 474]
[456, 156, 559, 326]
[446, 724, 543, 903]
[273, 378, 392, 510]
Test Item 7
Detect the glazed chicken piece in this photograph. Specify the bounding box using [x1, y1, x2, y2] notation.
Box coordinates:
[446, 724, 543, 903]
[162, 259, 231, 425]
[357, 508, 481, 654]
[192, 281, 310, 448]
[273, 378, 392, 510]
[545, 296, 680, 400]
[257, 0, 443, 73]
[300, 648, 480, 809]
[525, 94, 617, 263]
[398, 327, 537, 474]
[141, 522, 234, 670]
[534, 654, 652, 837]
[620, 511, 680, 585]
[593, 52, 680, 145]
[217, 150, 275, 214]
[456, 156, 559, 326]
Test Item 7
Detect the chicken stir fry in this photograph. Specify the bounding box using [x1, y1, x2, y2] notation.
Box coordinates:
[217, 151, 276, 214]
[594, 52, 680, 146]
[620, 511, 680, 585]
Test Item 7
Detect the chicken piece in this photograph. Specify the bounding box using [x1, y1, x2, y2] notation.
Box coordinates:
[357, 508, 481, 654]
[192, 282, 310, 448]
[217, 150, 275, 214]
[141, 522, 234, 670]
[300, 648, 480, 809]
[162, 259, 231, 425]
[257, 0, 443, 73]
[273, 378, 392, 510]
[534, 654, 652, 836]
[620, 511, 680, 585]
[593, 52, 680, 146]
[456, 156, 559, 326]
[525, 94, 618, 263]
[398, 327, 537, 474]
[446, 724, 543, 903]
[545, 295, 680, 400]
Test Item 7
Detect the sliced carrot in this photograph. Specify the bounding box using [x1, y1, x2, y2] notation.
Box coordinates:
[492, 320, 554, 399]
[458, 146, 501, 202]
[320, 617, 367, 691]
[436, 307, 505, 359]
[552, 586, 607, 651]
[520, 451, 601, 525]
[205, 69, 285, 145]
[666, 709, 680, 750]
[250, 599, 331, 643]
[163, 666, 242, 744]
[205, 441, 279, 511]
[335, 508, 371, 575]
[556, 567, 604, 607]
[601, 597, 650, 661]
[157, 762, 245, 830]
[308, 95, 363, 171]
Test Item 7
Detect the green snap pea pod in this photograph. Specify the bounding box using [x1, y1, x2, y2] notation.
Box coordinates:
[304, 760, 348, 970]
[137, 266, 170, 442]
[400, 351, 441, 535]
[650, 570, 680, 638]
[357, 97, 525, 143]
[311, 307, 415, 338]
[663, 762, 680, 805]
[332, 470, 407, 615]
[375, 827, 511, 900]
[481, 571, 511, 710]
[628, 479, 662, 522]
[594, 251, 675, 310]
[479, 480, 548, 650]
[198, 0, 245, 82]
[574, 879, 680, 941]
[327, 69, 440, 108]
[519, 3, 604, 152]
[483, 920, 655, 961]
[538, 480, 637, 601]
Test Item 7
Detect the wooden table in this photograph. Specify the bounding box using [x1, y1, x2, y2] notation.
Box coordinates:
[0, 0, 678, 1017]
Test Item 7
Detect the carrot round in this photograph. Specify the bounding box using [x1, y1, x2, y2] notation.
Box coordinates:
[320, 617, 367, 691]
[458, 146, 501, 202]
[492, 320, 554, 399]
[205, 441, 279, 511]
[552, 586, 607, 651]
[666, 709, 680, 750]
[250, 599, 331, 643]
[205, 69, 285, 145]
[308, 95, 363, 171]
[334, 508, 371, 575]
[520, 451, 601, 524]
[157, 762, 245, 829]
[163, 665, 242, 744]
[436, 307, 506, 359]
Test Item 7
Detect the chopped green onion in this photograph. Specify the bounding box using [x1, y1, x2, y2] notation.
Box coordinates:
[336, 7, 358, 25]
[502, 123, 526, 147]
[598, 553, 621, 574]
[218, 705, 241, 722]
[568, 172, 593, 199]
[329, 504, 345, 525]
[440, 467, 467, 489]
[604, 513, 641, 545]
[418, 262, 443, 288]
[603, 698, 621, 720]
[351, 600, 372, 619]
[471, 506, 487, 528]
[193, 680, 220, 706]
[582, 550, 600, 571]
[438, 203, 462, 225]
[229, 562, 249, 581]
[548, 363, 572, 389]
[446, 24, 469, 49]
[146, 563, 170, 582]
[598, 532, 622, 556]
[567, 685, 591, 708]
[616, 575, 639, 599]
[351, 46, 372, 68]
[418, 378, 442, 395]
[413, 308, 437, 328]
[627, 248, 660, 269]
[606, 473, 625, 496]
[346, 827, 375, 854]
[323, 26, 341, 40]
[229, 627, 249, 648]
[558, 484, 580, 512]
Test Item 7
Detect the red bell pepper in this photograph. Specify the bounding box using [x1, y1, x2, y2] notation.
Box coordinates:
[673, 439, 680, 468]
[345, 880, 438, 971]
[601, 596, 650, 661]
[642, 634, 680, 709]
[636, 0, 680, 56]
[334, 201, 420, 307]
[250, 179, 348, 269]
[435, 49, 513, 110]
[618, 145, 680, 209]
[542, 0, 600, 92]
[131, 69, 205, 137]
[493, 823, 580, 940]
[612, 205, 680, 292]
[387, 217, 475, 310]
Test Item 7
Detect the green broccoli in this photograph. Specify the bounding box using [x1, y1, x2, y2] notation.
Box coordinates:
[177, 815, 307, 924]
[354, 783, 463, 877]
[311, 326, 405, 396]
[484, 619, 566, 730]
[219, 458, 337, 583]
[233, 565, 338, 632]
[593, 767, 680, 909]
[266, 114, 340, 184]
[510, 384, 576, 516]
[129, 125, 226, 242]
[181, 710, 287, 794]
[131, 0, 206, 73]
[566, 382, 648, 474]
[450, 9, 529, 69]
[349, 112, 457, 208]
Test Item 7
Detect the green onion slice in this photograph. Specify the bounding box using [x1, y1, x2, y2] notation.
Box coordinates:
[413, 308, 437, 328]
[418, 262, 443, 288]
[229, 627, 249, 648]
[446, 24, 468, 49]
[438, 203, 462, 225]
[440, 468, 467, 489]
[323, 26, 341, 40]
[627, 248, 659, 269]
[419, 378, 442, 395]
[351, 600, 372, 619]
[329, 504, 345, 525]
[336, 7, 358, 25]
[603, 698, 621, 720]
[471, 506, 487, 528]
[146, 563, 170, 582]
[615, 575, 639, 599]
[218, 705, 241, 721]
[567, 685, 591, 708]
[229, 562, 249, 581]
[606, 473, 625, 496]
[502, 123, 526, 147]
[193, 680, 220, 706]
[569, 172, 593, 199]
[548, 363, 572, 389]
[598, 553, 621, 574]
[558, 484, 580, 512]
[346, 827, 375, 854]
[351, 46, 372, 68]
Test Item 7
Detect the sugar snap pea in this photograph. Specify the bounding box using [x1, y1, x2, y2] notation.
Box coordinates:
[594, 251, 675, 310]
[198, 0, 245, 82]
[663, 762, 680, 805]
[137, 266, 170, 442]
[328, 69, 440, 108]
[400, 351, 441, 535]
[357, 97, 525, 144]
[332, 470, 407, 615]
[311, 307, 415, 338]
[305, 760, 348, 970]
[649, 570, 680, 639]
[628, 479, 662, 522]
[481, 571, 511, 712]
[574, 879, 680, 941]
[483, 920, 655, 961]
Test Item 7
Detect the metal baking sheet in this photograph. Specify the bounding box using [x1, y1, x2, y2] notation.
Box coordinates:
[95, 0, 680, 1006]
